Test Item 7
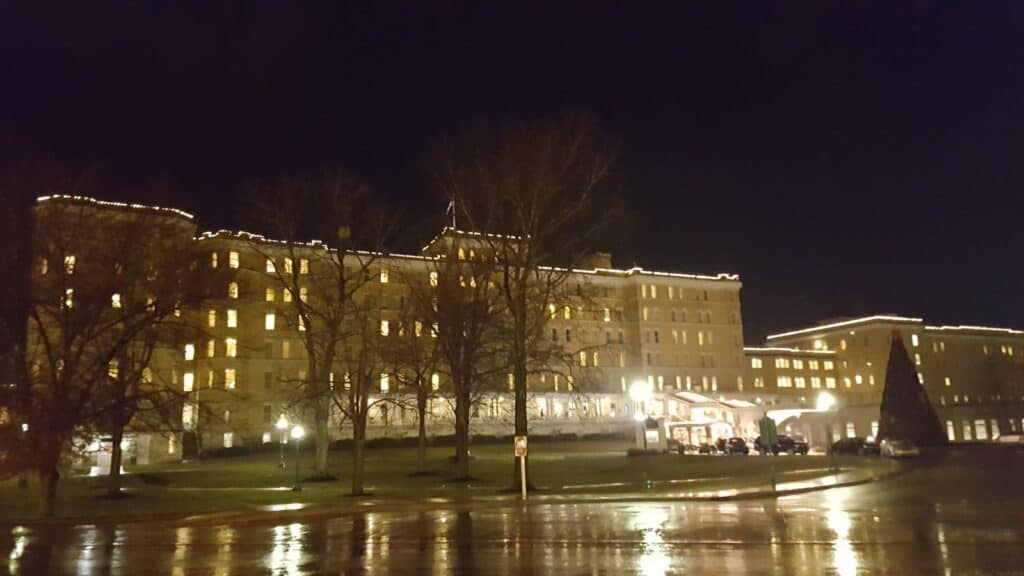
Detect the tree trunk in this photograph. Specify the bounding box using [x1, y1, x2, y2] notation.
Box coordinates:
[107, 425, 125, 497]
[454, 379, 471, 479]
[511, 311, 531, 491]
[38, 466, 60, 518]
[351, 421, 366, 496]
[314, 399, 330, 478]
[417, 391, 428, 473]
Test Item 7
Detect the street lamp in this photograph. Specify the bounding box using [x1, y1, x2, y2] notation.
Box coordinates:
[275, 415, 289, 469]
[816, 392, 839, 472]
[630, 379, 653, 452]
[290, 425, 305, 491]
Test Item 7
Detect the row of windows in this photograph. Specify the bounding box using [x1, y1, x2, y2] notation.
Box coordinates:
[770, 376, 839, 389]
[643, 329, 717, 347]
[751, 357, 836, 371]
[640, 307, 736, 324]
[640, 284, 716, 301]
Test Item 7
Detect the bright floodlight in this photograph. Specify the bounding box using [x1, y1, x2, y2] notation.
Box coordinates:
[275, 414, 289, 430]
[816, 391, 837, 411]
[629, 380, 653, 403]
[290, 425, 305, 440]
[633, 412, 647, 422]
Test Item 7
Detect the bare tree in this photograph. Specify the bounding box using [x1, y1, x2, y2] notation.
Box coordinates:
[432, 114, 622, 490]
[245, 171, 396, 480]
[16, 191, 200, 516]
[412, 239, 506, 480]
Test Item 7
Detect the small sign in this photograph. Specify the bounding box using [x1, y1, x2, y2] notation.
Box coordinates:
[514, 435, 528, 457]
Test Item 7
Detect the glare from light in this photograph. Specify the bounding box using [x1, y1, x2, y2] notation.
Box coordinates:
[630, 380, 653, 403]
[816, 391, 837, 411]
[275, 415, 289, 431]
[290, 425, 305, 440]
[633, 412, 647, 422]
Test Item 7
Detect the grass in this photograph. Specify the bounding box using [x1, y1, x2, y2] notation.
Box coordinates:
[0, 440, 887, 521]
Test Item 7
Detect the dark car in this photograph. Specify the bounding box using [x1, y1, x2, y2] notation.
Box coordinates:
[697, 442, 718, 455]
[715, 437, 749, 455]
[831, 437, 880, 456]
[754, 434, 809, 455]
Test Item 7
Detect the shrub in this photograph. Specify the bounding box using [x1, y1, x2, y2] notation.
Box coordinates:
[211, 446, 251, 458]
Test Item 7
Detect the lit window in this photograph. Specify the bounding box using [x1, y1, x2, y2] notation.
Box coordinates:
[182, 405, 194, 427]
[283, 288, 292, 303]
[793, 359, 804, 370]
[431, 322, 438, 338]
[579, 351, 587, 367]
[300, 259, 309, 274]
[917, 373, 924, 384]
[227, 309, 237, 328]
[845, 422, 856, 438]
[794, 377, 805, 388]
[223, 432, 234, 448]
[869, 374, 875, 385]
[380, 373, 390, 393]
[843, 377, 851, 388]
[266, 258, 276, 273]
[207, 340, 215, 358]
[414, 321, 423, 337]
[777, 376, 792, 388]
[64, 254, 76, 274]
[431, 373, 440, 391]
[642, 307, 649, 321]
[184, 344, 195, 361]
[229, 251, 239, 269]
[944, 376, 951, 387]
[810, 377, 821, 388]
[825, 377, 837, 389]
[974, 420, 988, 440]
[855, 374, 863, 385]
[142, 367, 153, 383]
[911, 334, 919, 347]
[282, 341, 291, 359]
[108, 360, 119, 379]
[183, 372, 194, 392]
[914, 353, 921, 366]
[208, 310, 217, 328]
[650, 285, 657, 299]
[265, 313, 276, 331]
[224, 369, 236, 389]
[228, 282, 238, 299]
[168, 436, 177, 454]
[603, 307, 611, 322]
[210, 252, 218, 268]
[299, 287, 307, 302]
[63, 288, 74, 308]
[225, 338, 237, 358]
[380, 320, 390, 336]
[823, 360, 835, 371]
[266, 287, 275, 302]
[284, 258, 293, 274]
[813, 339, 824, 350]
[111, 293, 122, 308]
[380, 268, 389, 283]
[38, 258, 48, 275]
[298, 315, 306, 331]
[429, 271, 438, 287]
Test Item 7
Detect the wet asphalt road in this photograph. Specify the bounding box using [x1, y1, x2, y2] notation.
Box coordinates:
[3, 449, 1023, 575]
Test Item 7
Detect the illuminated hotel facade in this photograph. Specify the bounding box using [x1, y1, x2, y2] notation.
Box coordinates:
[23, 197, 1024, 463]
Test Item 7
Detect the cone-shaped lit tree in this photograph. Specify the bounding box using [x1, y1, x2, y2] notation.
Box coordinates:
[878, 331, 948, 447]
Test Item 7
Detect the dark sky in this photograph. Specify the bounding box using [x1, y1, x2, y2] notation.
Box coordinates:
[4, 2, 1024, 343]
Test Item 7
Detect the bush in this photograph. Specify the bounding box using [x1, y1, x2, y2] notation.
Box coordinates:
[625, 448, 649, 457]
[329, 439, 353, 451]
[366, 437, 400, 449]
[211, 446, 251, 458]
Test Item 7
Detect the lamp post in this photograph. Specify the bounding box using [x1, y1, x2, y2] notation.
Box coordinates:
[275, 415, 289, 469]
[630, 379, 653, 452]
[290, 425, 305, 491]
[816, 392, 838, 472]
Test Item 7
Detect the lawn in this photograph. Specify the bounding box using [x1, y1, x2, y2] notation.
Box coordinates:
[0, 441, 887, 521]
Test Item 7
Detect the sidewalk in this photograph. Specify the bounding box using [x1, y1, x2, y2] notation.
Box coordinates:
[1, 466, 899, 528]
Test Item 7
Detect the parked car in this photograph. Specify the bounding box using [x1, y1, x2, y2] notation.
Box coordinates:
[676, 443, 701, 455]
[754, 434, 808, 455]
[879, 438, 920, 459]
[831, 437, 880, 456]
[698, 442, 718, 455]
[715, 437, 750, 455]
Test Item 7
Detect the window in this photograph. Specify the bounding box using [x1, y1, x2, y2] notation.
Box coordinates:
[579, 351, 587, 367]
[299, 287, 308, 302]
[603, 307, 611, 322]
[227, 309, 237, 328]
[266, 288, 275, 302]
[794, 377, 806, 388]
[962, 421, 972, 440]
[207, 310, 217, 328]
[775, 357, 790, 369]
[380, 373, 390, 393]
[641, 285, 648, 299]
[184, 344, 195, 361]
[991, 419, 1000, 438]
[223, 433, 234, 448]
[777, 376, 792, 388]
[654, 330, 660, 343]
[64, 254, 76, 274]
[911, 333, 919, 347]
[810, 377, 821, 389]
[793, 359, 804, 370]
[168, 436, 177, 455]
[229, 251, 239, 269]
[565, 328, 571, 342]
[825, 377, 837, 389]
[974, 420, 988, 440]
[224, 369, 236, 389]
[111, 293, 122, 308]
[946, 421, 956, 441]
[944, 376, 951, 387]
[843, 377, 852, 388]
[264, 372, 273, 390]
[63, 288, 74, 309]
[431, 373, 440, 391]
[282, 341, 291, 359]
[298, 315, 306, 331]
[283, 288, 292, 302]
[225, 338, 237, 358]
[300, 258, 309, 274]
[265, 313, 276, 331]
[210, 252, 218, 269]
[263, 405, 273, 424]
[183, 372, 194, 392]
[823, 360, 835, 371]
[228, 282, 238, 299]
[672, 330, 679, 345]
[855, 374, 863, 385]
[380, 268, 389, 283]
[845, 422, 856, 438]
[266, 258, 276, 273]
[808, 360, 819, 370]
[914, 353, 921, 366]
[380, 320, 390, 336]
[642, 307, 649, 321]
[429, 271, 438, 287]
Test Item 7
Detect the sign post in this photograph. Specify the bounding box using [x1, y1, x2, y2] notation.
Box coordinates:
[514, 436, 528, 501]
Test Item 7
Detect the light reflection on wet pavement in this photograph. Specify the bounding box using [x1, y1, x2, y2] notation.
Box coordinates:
[4, 450, 1023, 575]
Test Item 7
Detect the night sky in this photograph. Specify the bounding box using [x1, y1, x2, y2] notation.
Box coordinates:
[4, 2, 1024, 343]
